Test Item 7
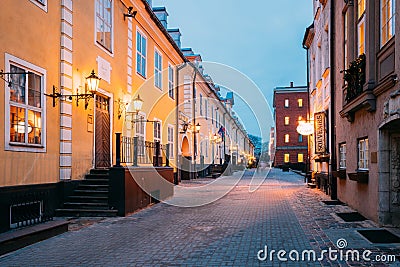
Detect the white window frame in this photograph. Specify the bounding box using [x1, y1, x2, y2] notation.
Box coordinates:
[168, 64, 174, 99]
[95, 0, 114, 54]
[284, 99, 289, 108]
[167, 125, 174, 159]
[339, 143, 346, 169]
[200, 94, 203, 116]
[134, 112, 146, 156]
[30, 0, 48, 12]
[136, 29, 147, 78]
[154, 49, 162, 89]
[380, 0, 396, 47]
[153, 118, 162, 143]
[358, 138, 369, 170]
[5, 54, 46, 153]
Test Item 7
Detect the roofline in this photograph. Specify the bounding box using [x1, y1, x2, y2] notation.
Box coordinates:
[141, 0, 187, 63]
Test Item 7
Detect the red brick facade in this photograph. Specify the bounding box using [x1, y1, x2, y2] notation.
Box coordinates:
[273, 85, 308, 168]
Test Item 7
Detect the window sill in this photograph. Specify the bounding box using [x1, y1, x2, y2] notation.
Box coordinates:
[6, 142, 46, 153]
[348, 170, 368, 184]
[339, 90, 376, 122]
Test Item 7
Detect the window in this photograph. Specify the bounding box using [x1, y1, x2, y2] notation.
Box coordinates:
[357, 0, 366, 55]
[167, 126, 174, 159]
[284, 117, 290, 125]
[358, 138, 369, 170]
[298, 116, 303, 121]
[298, 153, 304, 163]
[298, 98, 303, 107]
[200, 94, 203, 116]
[284, 99, 289, 108]
[284, 154, 290, 163]
[6, 54, 46, 152]
[298, 134, 303, 143]
[284, 134, 290, 143]
[168, 65, 174, 99]
[344, 10, 348, 68]
[136, 31, 147, 78]
[381, 0, 395, 47]
[30, 0, 47, 12]
[153, 119, 162, 142]
[96, 0, 113, 52]
[135, 113, 146, 156]
[339, 143, 346, 169]
[154, 50, 162, 89]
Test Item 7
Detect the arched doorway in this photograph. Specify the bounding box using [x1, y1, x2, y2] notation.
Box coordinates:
[180, 136, 192, 180]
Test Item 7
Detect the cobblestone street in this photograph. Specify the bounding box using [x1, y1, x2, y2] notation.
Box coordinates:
[1, 169, 399, 266]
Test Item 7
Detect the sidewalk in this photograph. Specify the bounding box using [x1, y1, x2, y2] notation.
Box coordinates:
[0, 168, 399, 266]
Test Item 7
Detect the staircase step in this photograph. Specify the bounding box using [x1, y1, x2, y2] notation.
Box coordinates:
[74, 190, 109, 197]
[68, 196, 108, 203]
[81, 179, 109, 185]
[85, 174, 109, 180]
[55, 209, 118, 217]
[63, 202, 109, 210]
[76, 184, 109, 190]
[89, 169, 109, 175]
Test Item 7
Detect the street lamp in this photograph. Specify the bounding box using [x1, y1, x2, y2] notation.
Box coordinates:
[296, 120, 314, 183]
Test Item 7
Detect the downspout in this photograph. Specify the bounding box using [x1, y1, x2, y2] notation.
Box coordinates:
[302, 43, 311, 183]
[330, 0, 337, 200]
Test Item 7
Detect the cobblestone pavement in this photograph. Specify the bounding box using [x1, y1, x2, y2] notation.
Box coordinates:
[1, 169, 400, 266]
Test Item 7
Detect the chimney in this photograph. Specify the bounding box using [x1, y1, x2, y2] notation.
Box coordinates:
[153, 7, 168, 29]
[290, 81, 294, 87]
[168, 28, 182, 48]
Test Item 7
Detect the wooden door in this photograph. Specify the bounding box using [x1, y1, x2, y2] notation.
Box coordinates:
[95, 95, 111, 168]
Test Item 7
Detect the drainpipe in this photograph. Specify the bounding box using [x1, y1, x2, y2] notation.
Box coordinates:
[302, 43, 311, 183]
[330, 0, 337, 200]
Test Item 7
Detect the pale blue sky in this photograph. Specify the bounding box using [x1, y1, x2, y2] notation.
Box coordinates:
[153, 0, 313, 139]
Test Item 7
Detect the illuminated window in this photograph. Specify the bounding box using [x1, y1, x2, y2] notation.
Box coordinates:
[339, 143, 346, 169]
[284, 154, 290, 163]
[96, 0, 113, 52]
[6, 54, 46, 152]
[298, 153, 304, 163]
[381, 0, 395, 47]
[284, 134, 290, 143]
[284, 99, 289, 108]
[298, 116, 303, 121]
[154, 50, 162, 89]
[284, 117, 290, 125]
[358, 138, 369, 170]
[357, 0, 365, 55]
[298, 98, 303, 107]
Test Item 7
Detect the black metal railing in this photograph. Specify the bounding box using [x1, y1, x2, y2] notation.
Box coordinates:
[116, 133, 169, 167]
[9, 190, 53, 229]
[342, 54, 366, 103]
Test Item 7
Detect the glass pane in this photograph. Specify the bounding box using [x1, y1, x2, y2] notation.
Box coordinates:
[10, 106, 26, 143]
[28, 110, 41, 144]
[28, 72, 41, 108]
[142, 37, 146, 56]
[10, 65, 26, 103]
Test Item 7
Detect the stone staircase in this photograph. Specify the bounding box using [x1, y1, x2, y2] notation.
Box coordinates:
[56, 169, 118, 217]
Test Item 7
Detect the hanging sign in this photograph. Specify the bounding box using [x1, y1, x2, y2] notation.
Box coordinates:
[314, 112, 326, 154]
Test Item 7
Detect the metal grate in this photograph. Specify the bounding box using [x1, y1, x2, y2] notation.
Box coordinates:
[10, 201, 42, 228]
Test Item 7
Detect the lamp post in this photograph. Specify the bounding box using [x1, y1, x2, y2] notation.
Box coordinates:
[296, 120, 314, 183]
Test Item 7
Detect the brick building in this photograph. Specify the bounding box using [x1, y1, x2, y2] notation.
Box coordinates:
[273, 83, 309, 170]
